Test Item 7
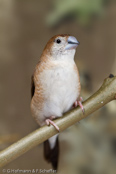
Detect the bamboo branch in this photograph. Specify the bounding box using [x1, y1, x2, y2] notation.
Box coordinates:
[0, 75, 116, 168]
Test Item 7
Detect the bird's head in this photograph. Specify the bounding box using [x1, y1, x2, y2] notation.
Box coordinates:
[42, 34, 80, 60]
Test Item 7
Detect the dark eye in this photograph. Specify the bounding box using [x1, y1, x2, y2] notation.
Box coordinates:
[56, 39, 61, 44]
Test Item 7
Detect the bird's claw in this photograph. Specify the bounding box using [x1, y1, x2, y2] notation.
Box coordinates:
[73, 97, 85, 114]
[45, 118, 60, 132]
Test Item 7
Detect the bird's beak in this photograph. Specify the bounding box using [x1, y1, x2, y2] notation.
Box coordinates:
[65, 36, 80, 50]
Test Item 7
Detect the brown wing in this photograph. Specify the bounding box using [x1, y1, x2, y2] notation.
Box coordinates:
[31, 61, 41, 98]
[31, 74, 35, 98]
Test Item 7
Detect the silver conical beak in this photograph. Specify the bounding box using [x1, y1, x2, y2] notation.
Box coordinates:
[65, 36, 80, 50]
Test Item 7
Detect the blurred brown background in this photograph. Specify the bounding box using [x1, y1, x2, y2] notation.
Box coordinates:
[0, 0, 116, 173]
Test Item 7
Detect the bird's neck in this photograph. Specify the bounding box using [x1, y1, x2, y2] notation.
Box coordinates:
[52, 49, 76, 61]
[40, 49, 76, 65]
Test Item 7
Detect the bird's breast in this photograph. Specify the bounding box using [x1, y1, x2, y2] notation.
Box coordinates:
[35, 61, 80, 116]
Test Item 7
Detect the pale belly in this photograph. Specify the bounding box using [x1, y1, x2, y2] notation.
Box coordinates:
[41, 65, 80, 118]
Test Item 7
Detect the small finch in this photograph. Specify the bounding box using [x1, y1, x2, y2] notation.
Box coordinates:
[31, 34, 84, 169]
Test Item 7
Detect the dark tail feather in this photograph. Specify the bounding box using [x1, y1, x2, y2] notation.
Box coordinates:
[44, 137, 59, 170]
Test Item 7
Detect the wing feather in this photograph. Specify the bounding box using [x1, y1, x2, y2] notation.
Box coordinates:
[31, 75, 35, 98]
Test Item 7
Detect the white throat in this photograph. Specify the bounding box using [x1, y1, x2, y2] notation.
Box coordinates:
[53, 49, 76, 61]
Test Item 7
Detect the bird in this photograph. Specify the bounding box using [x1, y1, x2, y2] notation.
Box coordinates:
[30, 34, 84, 170]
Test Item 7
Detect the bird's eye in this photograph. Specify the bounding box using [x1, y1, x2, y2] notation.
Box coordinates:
[56, 39, 61, 44]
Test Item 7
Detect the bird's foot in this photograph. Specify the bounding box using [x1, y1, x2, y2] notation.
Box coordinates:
[45, 117, 60, 132]
[73, 97, 85, 114]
